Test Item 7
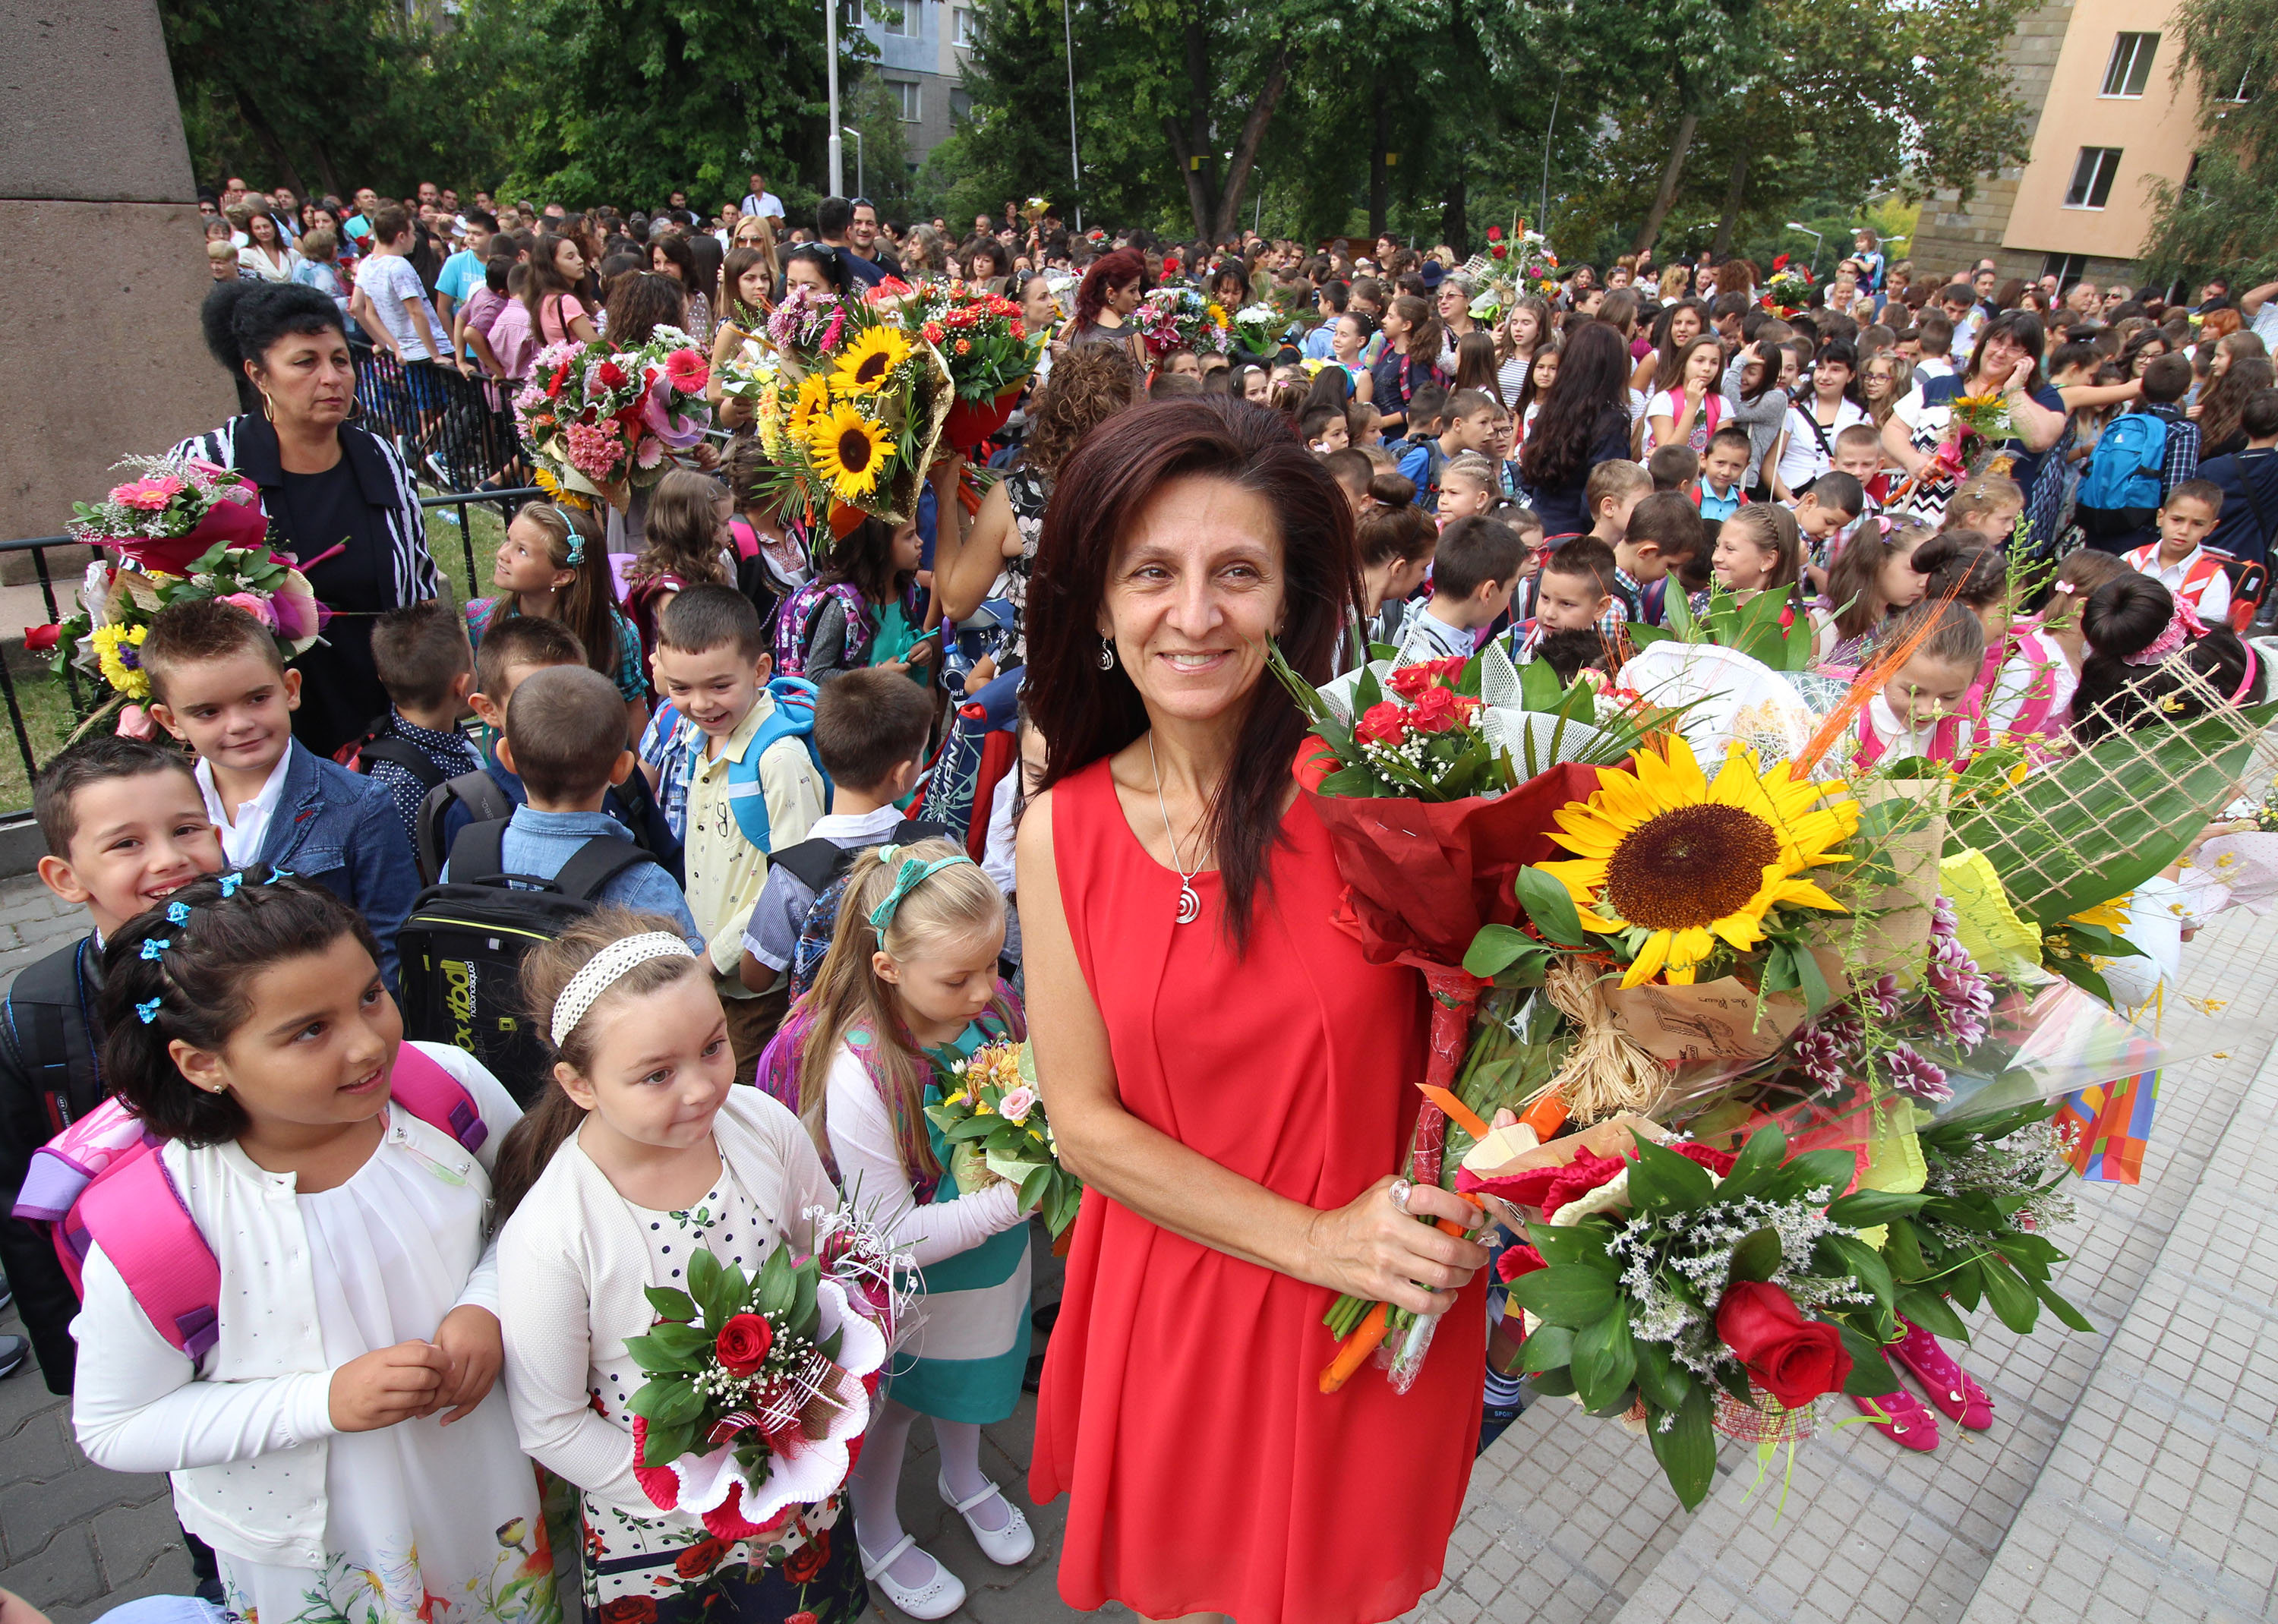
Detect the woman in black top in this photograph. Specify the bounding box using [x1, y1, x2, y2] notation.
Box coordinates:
[1516, 319, 1634, 538]
[176, 281, 440, 756]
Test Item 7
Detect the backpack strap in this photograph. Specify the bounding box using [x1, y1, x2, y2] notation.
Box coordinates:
[75, 1144, 221, 1359]
[727, 678, 829, 850]
[3, 938, 100, 1136]
[448, 817, 512, 884]
[357, 736, 450, 793]
[771, 835, 855, 895]
[419, 770, 513, 885]
[387, 1042, 488, 1153]
[549, 834, 656, 904]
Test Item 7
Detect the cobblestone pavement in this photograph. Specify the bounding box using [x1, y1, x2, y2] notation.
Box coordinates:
[5, 868, 2276, 1624]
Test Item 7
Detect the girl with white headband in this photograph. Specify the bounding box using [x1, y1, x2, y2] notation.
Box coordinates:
[491, 908, 868, 1624]
[792, 839, 1036, 1620]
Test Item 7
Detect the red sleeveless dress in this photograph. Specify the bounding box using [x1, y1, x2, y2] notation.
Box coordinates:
[1031, 758, 1483, 1624]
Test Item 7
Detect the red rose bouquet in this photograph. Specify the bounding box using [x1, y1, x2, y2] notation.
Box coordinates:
[513, 326, 713, 512]
[623, 1209, 909, 1540]
[1472, 1119, 1908, 1508]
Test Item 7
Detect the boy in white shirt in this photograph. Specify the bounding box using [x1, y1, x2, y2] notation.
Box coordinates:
[1392, 516, 1525, 664]
[2124, 481, 2233, 624]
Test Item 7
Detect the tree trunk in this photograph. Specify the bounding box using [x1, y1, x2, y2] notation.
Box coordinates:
[1163, 114, 1214, 241]
[1442, 174, 1468, 258]
[1181, 16, 1219, 242]
[1212, 43, 1291, 243]
[1711, 147, 1748, 260]
[231, 81, 307, 200]
[1630, 108, 1699, 257]
[1369, 98, 1390, 239]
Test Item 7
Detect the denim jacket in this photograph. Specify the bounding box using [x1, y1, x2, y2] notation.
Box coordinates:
[251, 741, 421, 988]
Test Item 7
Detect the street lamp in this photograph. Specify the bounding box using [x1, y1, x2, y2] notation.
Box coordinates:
[1061, 0, 1081, 233]
[1784, 221, 1824, 279]
[842, 125, 864, 200]
[825, 0, 843, 197]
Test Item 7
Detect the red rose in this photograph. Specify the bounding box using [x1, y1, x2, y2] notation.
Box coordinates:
[1671, 1142, 1737, 1176]
[1459, 1148, 1629, 1219]
[674, 1538, 730, 1579]
[781, 1528, 830, 1583]
[1772, 253, 1791, 271]
[714, 1313, 774, 1376]
[1355, 700, 1409, 746]
[597, 1600, 657, 1624]
[787, 1614, 820, 1624]
[1008, 320, 1026, 340]
[23, 623, 61, 654]
[1496, 1243, 1546, 1284]
[596, 361, 628, 390]
[1409, 686, 1466, 735]
[1491, 243, 1509, 259]
[1486, 225, 1505, 242]
[923, 321, 945, 344]
[1386, 656, 1465, 698]
[1715, 1282, 1852, 1409]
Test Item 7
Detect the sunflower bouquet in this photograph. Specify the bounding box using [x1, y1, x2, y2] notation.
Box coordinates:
[1134, 286, 1233, 359]
[924, 1038, 1083, 1238]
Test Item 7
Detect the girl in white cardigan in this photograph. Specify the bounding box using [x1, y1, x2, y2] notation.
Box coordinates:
[491, 910, 868, 1624]
[71, 871, 551, 1624]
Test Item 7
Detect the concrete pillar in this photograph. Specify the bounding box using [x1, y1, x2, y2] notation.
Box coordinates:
[0, 0, 235, 547]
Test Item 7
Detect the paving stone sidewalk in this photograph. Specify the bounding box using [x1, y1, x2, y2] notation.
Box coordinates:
[6, 867, 2276, 1624]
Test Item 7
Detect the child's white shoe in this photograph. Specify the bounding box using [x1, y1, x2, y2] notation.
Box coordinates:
[938, 1471, 1035, 1566]
[861, 1534, 966, 1619]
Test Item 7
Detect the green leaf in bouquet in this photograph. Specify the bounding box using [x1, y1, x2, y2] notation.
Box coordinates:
[686, 1247, 734, 1327]
[1018, 1162, 1052, 1212]
[2030, 1278, 2096, 1334]
[1771, 1148, 1858, 1201]
[1518, 655, 1567, 711]
[1626, 1134, 1715, 1212]
[1726, 1225, 1784, 1286]
[1626, 622, 1675, 651]
[1463, 924, 1556, 982]
[942, 1114, 999, 1143]
[1526, 1366, 1578, 1398]
[2051, 920, 2146, 960]
[1519, 1323, 1576, 1374]
[1822, 1234, 1896, 1309]
[1824, 1190, 1929, 1228]
[1649, 1385, 1719, 1510]
[627, 1376, 696, 1424]
[1633, 1335, 1690, 1410]
[640, 1419, 696, 1468]
[1836, 1324, 1902, 1396]
[633, 1320, 715, 1364]
[643, 1286, 699, 1323]
[1882, 1218, 1928, 1282]
[1897, 1287, 1969, 1341]
[1526, 1222, 1620, 1273]
[1977, 1253, 2042, 1334]
[1665, 577, 1697, 638]
[1715, 1124, 1790, 1197]
[756, 1247, 796, 1318]
[1515, 866, 1590, 948]
[1510, 1263, 1618, 1327]
[1992, 1231, 2063, 1275]
[2041, 950, 2118, 1004]
[1713, 1357, 1757, 1404]
[791, 1260, 819, 1334]
[1573, 1306, 1638, 1412]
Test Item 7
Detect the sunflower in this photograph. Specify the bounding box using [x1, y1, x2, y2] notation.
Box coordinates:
[806, 403, 893, 500]
[2068, 895, 2131, 932]
[1538, 736, 1860, 988]
[828, 326, 913, 397]
[786, 373, 833, 443]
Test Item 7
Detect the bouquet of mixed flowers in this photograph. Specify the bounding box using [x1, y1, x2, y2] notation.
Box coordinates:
[514, 326, 712, 510]
[925, 1037, 1083, 1238]
[1763, 255, 1815, 313]
[623, 1207, 910, 1541]
[717, 334, 780, 405]
[1511, 222, 1560, 298]
[901, 282, 1043, 405]
[1135, 286, 1233, 359]
[65, 455, 270, 572]
[1229, 303, 1286, 354]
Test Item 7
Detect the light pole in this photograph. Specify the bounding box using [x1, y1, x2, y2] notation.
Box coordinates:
[1061, 0, 1081, 233]
[1784, 221, 1824, 279]
[826, 0, 844, 197]
[842, 125, 864, 200]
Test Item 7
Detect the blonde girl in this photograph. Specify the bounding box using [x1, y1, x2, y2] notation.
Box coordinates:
[1708, 502, 1803, 598]
[796, 843, 1036, 1620]
[473, 501, 648, 739]
[493, 911, 868, 1624]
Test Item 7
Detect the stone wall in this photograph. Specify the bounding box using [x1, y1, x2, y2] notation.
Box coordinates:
[1907, 0, 2076, 285]
[0, 1, 234, 551]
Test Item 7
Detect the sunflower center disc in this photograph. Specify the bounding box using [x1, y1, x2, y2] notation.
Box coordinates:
[1602, 803, 1780, 932]
[838, 429, 874, 469]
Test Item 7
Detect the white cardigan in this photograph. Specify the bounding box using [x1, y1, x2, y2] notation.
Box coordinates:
[496, 1086, 839, 1520]
[71, 1043, 517, 1569]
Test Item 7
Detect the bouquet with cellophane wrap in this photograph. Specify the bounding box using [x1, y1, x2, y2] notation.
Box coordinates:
[925, 1038, 1083, 1238]
[513, 326, 711, 512]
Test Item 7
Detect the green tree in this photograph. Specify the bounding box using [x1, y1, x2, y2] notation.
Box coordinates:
[2141, 0, 2278, 286]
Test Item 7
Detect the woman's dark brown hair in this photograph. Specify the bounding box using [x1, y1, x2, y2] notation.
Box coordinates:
[1023, 344, 1139, 478]
[602, 271, 687, 348]
[1026, 398, 1359, 949]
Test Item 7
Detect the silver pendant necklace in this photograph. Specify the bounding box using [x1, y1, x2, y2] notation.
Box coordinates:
[1149, 733, 1206, 925]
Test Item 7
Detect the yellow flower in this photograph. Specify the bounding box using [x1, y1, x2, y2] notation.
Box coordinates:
[787, 374, 832, 442]
[93, 623, 150, 699]
[1538, 736, 1859, 988]
[2068, 895, 2131, 932]
[806, 403, 893, 500]
[828, 326, 913, 397]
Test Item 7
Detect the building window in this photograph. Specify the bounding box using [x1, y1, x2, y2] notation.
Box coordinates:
[880, 0, 915, 36]
[953, 5, 976, 45]
[2064, 147, 2122, 209]
[951, 87, 973, 121]
[889, 78, 921, 121]
[2100, 33, 2158, 97]
[2041, 254, 2090, 292]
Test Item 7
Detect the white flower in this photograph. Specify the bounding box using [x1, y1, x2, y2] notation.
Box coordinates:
[997, 1085, 1037, 1124]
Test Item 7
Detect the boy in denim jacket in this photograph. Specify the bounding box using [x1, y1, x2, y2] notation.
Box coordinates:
[144, 599, 421, 986]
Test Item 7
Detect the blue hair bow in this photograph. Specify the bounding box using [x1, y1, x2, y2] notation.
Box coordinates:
[166, 900, 192, 926]
[135, 998, 162, 1025]
[140, 937, 171, 960]
[217, 872, 243, 898]
[866, 845, 977, 934]
[554, 506, 587, 566]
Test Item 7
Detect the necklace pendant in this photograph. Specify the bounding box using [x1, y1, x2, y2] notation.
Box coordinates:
[1175, 881, 1201, 925]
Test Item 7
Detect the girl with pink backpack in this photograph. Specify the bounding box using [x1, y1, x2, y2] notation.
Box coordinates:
[61, 870, 550, 1624]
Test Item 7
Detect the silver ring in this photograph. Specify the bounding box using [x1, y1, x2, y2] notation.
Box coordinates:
[1388, 1178, 1413, 1216]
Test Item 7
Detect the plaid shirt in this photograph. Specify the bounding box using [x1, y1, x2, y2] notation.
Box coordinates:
[1604, 566, 1641, 637]
[2147, 402, 2201, 499]
[638, 702, 693, 840]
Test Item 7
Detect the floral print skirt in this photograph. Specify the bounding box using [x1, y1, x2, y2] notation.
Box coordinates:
[578, 1492, 866, 1624]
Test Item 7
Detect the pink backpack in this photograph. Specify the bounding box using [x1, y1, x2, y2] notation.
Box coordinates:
[10, 1045, 487, 1360]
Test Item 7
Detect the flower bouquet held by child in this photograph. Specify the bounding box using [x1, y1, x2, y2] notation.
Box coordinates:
[926, 1036, 1083, 1238]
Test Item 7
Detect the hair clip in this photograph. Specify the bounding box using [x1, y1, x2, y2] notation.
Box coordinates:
[266, 869, 292, 881]
[140, 937, 171, 960]
[217, 872, 244, 898]
[554, 506, 587, 566]
[134, 998, 162, 1025]
[166, 900, 192, 926]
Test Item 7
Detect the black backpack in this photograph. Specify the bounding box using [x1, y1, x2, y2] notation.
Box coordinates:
[394, 821, 658, 1103]
[414, 770, 515, 886]
[775, 817, 951, 999]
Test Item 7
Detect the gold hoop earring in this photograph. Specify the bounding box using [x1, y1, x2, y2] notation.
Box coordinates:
[259, 391, 276, 423]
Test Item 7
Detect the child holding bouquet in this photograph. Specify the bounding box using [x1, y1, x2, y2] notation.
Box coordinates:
[794, 840, 1036, 1620]
[492, 910, 869, 1624]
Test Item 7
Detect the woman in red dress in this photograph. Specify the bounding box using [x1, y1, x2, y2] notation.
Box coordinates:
[1018, 399, 1491, 1624]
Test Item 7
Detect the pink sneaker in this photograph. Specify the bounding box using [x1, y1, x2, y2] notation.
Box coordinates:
[1891, 1316, 1994, 1430]
[1853, 1390, 1939, 1452]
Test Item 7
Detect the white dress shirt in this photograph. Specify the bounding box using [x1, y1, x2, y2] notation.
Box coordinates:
[196, 750, 295, 866]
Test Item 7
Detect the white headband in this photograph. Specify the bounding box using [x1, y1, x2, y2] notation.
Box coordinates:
[551, 933, 697, 1047]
